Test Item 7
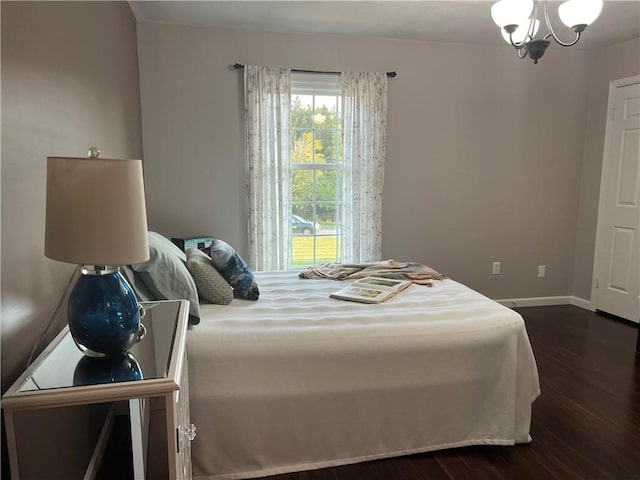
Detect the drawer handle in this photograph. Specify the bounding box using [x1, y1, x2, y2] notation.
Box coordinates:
[186, 423, 197, 441]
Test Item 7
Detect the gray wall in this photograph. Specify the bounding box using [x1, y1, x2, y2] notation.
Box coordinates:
[571, 37, 640, 302]
[1, 1, 143, 392]
[137, 21, 617, 300]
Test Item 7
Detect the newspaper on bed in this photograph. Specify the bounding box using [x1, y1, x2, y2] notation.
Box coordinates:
[329, 276, 412, 304]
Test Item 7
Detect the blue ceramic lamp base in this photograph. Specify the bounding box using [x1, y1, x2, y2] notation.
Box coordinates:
[67, 265, 146, 358]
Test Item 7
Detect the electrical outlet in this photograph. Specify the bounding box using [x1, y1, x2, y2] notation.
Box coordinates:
[492, 262, 501, 275]
[538, 265, 546, 278]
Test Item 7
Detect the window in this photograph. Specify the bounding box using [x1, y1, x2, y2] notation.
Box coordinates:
[290, 73, 342, 268]
[245, 66, 387, 272]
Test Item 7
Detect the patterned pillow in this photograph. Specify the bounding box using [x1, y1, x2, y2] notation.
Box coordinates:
[186, 248, 233, 305]
[209, 239, 259, 300]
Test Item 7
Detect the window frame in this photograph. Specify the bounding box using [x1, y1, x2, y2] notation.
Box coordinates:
[290, 72, 343, 268]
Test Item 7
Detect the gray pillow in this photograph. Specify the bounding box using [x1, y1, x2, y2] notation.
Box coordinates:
[120, 265, 154, 302]
[130, 231, 200, 324]
[186, 248, 233, 305]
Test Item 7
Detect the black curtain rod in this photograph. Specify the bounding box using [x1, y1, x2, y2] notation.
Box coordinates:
[233, 63, 397, 78]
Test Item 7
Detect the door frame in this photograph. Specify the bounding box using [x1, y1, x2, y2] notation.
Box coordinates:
[590, 74, 640, 315]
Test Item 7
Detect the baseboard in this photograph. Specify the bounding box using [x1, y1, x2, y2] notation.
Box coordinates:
[569, 296, 594, 311]
[496, 296, 594, 310]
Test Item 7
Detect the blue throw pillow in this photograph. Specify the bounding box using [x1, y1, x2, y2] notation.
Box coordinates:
[209, 239, 259, 300]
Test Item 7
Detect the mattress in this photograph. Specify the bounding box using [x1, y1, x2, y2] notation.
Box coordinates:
[188, 271, 540, 479]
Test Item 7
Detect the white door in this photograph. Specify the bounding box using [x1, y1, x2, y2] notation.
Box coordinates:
[593, 76, 640, 323]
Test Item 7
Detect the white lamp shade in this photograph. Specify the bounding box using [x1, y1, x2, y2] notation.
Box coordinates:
[558, 0, 603, 28]
[45, 156, 150, 265]
[501, 18, 540, 43]
[491, 0, 534, 28]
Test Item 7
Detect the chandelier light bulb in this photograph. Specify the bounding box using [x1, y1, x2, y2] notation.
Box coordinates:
[558, 0, 603, 29]
[491, 0, 534, 28]
[501, 18, 540, 44]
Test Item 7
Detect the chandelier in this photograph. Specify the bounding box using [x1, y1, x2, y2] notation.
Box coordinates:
[491, 0, 603, 64]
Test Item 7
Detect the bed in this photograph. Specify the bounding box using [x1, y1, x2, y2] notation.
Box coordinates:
[187, 270, 540, 480]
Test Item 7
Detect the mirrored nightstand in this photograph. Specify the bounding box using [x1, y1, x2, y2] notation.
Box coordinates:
[2, 300, 194, 480]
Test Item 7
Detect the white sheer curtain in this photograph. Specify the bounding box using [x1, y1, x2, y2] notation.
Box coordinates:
[244, 65, 292, 271]
[340, 72, 388, 263]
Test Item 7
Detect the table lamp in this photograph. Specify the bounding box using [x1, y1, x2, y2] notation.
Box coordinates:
[45, 147, 150, 358]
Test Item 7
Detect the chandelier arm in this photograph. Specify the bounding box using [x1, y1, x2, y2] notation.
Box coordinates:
[508, 31, 527, 49]
[542, 0, 582, 47]
[507, 5, 538, 50]
[543, 31, 581, 47]
[517, 48, 529, 60]
[504, 4, 546, 50]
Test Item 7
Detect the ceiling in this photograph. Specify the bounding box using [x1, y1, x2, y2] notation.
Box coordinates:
[128, 1, 640, 50]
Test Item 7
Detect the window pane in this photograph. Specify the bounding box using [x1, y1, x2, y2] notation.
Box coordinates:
[292, 236, 315, 268]
[291, 210, 315, 236]
[316, 130, 337, 163]
[315, 170, 338, 203]
[292, 234, 341, 267]
[291, 131, 314, 165]
[291, 170, 313, 204]
[290, 77, 344, 269]
[292, 95, 313, 129]
[313, 96, 338, 131]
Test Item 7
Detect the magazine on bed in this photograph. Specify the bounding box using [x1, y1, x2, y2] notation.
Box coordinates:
[329, 276, 412, 304]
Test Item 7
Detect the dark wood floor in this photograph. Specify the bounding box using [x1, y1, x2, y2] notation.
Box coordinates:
[262, 306, 640, 480]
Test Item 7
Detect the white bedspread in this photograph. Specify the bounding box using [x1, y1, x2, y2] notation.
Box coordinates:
[188, 271, 540, 480]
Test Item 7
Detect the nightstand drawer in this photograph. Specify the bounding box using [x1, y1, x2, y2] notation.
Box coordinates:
[171, 236, 215, 253]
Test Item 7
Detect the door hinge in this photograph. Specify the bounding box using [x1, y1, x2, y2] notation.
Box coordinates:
[176, 428, 180, 453]
[595, 278, 599, 289]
